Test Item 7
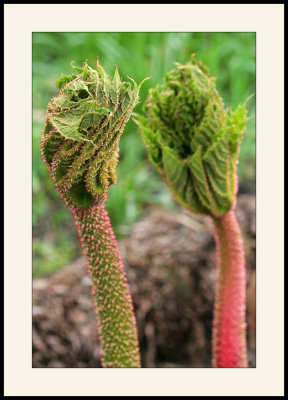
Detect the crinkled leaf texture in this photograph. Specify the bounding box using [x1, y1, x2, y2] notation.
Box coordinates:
[42, 61, 148, 209]
[135, 55, 250, 216]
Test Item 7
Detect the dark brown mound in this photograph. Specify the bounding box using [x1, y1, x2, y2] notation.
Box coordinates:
[33, 194, 255, 368]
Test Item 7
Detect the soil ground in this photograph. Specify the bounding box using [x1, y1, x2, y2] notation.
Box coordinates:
[33, 194, 256, 368]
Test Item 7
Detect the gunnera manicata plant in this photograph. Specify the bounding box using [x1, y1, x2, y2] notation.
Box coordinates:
[41, 60, 148, 367]
[134, 55, 251, 368]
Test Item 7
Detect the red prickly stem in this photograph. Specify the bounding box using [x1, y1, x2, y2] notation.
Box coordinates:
[134, 56, 251, 368]
[72, 204, 141, 368]
[211, 210, 248, 368]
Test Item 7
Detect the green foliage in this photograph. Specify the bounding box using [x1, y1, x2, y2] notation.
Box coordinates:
[33, 236, 78, 277]
[135, 56, 249, 216]
[33, 32, 255, 276]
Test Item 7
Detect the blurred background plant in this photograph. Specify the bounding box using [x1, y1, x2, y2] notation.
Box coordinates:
[33, 32, 255, 277]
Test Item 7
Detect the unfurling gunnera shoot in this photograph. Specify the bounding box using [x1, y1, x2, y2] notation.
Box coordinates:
[41, 60, 148, 367]
[135, 55, 250, 367]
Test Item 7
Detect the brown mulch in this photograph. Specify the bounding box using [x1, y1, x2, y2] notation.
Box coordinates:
[33, 194, 256, 368]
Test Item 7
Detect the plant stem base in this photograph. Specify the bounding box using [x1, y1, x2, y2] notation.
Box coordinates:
[212, 210, 248, 368]
[73, 204, 141, 368]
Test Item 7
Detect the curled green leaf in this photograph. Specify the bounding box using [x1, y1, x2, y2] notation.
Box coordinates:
[42, 61, 146, 209]
[134, 55, 250, 216]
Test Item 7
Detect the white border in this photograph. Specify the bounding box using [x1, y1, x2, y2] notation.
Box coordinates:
[4, 4, 284, 396]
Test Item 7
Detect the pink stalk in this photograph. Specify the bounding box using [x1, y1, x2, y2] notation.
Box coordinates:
[211, 210, 248, 368]
[72, 203, 141, 368]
